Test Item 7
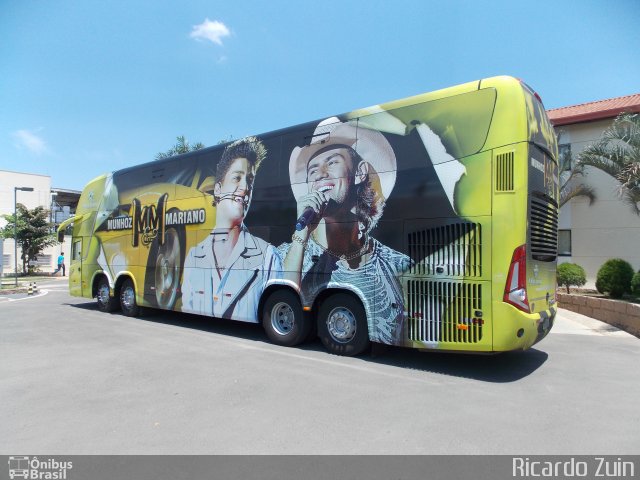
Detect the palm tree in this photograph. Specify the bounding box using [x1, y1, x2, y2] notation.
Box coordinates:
[556, 130, 596, 208]
[559, 150, 596, 208]
[217, 135, 235, 145]
[577, 113, 640, 215]
[156, 135, 205, 160]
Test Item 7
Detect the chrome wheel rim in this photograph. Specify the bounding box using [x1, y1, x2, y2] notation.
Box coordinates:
[270, 302, 295, 336]
[154, 229, 180, 308]
[327, 307, 357, 343]
[122, 286, 136, 310]
[97, 284, 110, 305]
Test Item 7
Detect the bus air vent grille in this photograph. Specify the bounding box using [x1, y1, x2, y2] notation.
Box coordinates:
[407, 280, 483, 343]
[530, 198, 558, 261]
[496, 151, 515, 191]
[408, 223, 482, 277]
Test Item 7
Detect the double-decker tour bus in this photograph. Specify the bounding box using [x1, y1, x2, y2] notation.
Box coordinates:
[58, 76, 559, 356]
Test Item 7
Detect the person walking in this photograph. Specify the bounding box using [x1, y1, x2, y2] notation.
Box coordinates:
[53, 252, 65, 276]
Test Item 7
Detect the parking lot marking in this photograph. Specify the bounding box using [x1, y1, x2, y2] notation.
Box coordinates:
[1, 290, 49, 302]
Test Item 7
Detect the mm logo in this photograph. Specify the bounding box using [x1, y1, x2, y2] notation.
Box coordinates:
[131, 193, 168, 247]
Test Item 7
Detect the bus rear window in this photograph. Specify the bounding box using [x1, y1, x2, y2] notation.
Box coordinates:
[523, 86, 558, 160]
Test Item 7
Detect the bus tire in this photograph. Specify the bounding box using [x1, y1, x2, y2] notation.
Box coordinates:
[317, 293, 370, 356]
[96, 277, 119, 313]
[262, 289, 310, 347]
[120, 278, 141, 317]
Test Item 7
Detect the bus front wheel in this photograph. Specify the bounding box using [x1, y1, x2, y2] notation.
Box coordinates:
[318, 293, 370, 356]
[120, 278, 141, 317]
[262, 289, 310, 347]
[96, 277, 119, 313]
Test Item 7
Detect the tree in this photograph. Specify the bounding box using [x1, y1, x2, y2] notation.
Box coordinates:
[557, 263, 587, 293]
[577, 113, 640, 214]
[156, 135, 205, 160]
[1, 204, 58, 274]
[557, 145, 596, 208]
[631, 270, 640, 296]
[595, 258, 634, 299]
[617, 161, 640, 212]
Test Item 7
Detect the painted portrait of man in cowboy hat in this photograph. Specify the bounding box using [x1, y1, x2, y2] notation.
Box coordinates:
[279, 117, 411, 345]
[181, 137, 281, 321]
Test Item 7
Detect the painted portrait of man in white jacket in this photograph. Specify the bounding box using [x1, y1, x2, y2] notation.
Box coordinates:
[181, 137, 281, 321]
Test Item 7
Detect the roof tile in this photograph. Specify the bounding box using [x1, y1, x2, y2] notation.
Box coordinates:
[547, 93, 640, 126]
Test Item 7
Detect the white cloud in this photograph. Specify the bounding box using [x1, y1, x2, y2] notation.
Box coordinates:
[190, 18, 231, 46]
[12, 129, 48, 155]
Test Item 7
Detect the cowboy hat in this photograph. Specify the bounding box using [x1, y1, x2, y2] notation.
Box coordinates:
[289, 117, 397, 201]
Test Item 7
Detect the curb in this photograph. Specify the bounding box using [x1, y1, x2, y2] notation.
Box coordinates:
[557, 292, 640, 338]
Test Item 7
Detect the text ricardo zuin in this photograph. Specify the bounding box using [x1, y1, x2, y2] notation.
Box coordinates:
[512, 457, 636, 477]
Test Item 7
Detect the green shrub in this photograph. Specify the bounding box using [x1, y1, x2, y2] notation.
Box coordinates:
[557, 263, 587, 293]
[631, 271, 640, 295]
[595, 258, 634, 299]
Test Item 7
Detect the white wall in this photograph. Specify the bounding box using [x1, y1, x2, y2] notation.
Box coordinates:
[0, 170, 69, 275]
[557, 120, 640, 288]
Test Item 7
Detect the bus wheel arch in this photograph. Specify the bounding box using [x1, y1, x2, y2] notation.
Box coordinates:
[261, 287, 311, 347]
[317, 290, 370, 356]
[117, 275, 140, 317]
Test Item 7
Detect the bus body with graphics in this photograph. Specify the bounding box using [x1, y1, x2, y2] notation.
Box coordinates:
[59, 76, 559, 356]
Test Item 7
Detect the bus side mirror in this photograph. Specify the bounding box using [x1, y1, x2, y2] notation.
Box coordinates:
[56, 216, 76, 242]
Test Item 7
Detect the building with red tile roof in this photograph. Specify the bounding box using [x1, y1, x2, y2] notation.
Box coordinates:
[548, 93, 640, 126]
[548, 92, 640, 288]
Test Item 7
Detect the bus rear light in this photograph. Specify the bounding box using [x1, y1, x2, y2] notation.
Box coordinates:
[504, 244, 530, 313]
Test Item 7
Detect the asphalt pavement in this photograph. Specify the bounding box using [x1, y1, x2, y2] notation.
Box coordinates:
[1, 280, 638, 455]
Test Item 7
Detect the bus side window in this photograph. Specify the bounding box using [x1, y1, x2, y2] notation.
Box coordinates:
[72, 239, 82, 262]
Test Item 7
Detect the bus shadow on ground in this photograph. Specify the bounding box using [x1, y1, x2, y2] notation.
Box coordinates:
[366, 347, 548, 383]
[68, 301, 548, 383]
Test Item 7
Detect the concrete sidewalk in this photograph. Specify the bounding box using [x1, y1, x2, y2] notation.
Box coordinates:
[0, 275, 67, 295]
[554, 307, 636, 338]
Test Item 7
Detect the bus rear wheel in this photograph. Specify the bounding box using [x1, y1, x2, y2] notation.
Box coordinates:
[96, 277, 118, 313]
[318, 293, 370, 356]
[120, 278, 141, 317]
[262, 289, 310, 347]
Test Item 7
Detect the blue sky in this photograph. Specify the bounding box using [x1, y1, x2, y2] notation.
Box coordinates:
[1, 0, 638, 191]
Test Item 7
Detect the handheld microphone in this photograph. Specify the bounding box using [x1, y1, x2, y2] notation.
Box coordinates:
[295, 207, 316, 231]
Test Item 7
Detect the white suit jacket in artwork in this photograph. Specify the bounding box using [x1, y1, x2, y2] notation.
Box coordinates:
[181, 226, 281, 322]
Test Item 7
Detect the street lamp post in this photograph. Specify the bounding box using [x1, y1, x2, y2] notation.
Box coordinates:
[14, 186, 34, 287]
[50, 191, 58, 224]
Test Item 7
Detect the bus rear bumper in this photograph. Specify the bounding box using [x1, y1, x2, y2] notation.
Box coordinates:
[532, 306, 556, 346]
[492, 302, 557, 352]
